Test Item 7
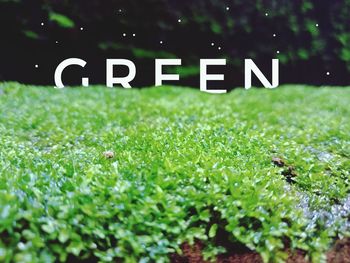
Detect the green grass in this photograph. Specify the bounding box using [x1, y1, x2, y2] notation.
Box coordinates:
[0, 83, 349, 262]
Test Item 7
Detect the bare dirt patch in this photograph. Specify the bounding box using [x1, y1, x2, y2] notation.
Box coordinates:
[171, 238, 350, 263]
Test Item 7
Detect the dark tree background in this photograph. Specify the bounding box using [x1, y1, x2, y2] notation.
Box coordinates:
[0, 0, 350, 88]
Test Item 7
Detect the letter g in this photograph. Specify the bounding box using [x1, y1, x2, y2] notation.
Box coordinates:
[54, 58, 89, 88]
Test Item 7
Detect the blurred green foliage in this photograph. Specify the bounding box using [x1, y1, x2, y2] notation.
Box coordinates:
[1, 0, 350, 85]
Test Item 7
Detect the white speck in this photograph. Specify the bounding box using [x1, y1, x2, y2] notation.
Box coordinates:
[132, 33, 136, 37]
[316, 23, 319, 27]
[273, 33, 276, 37]
[326, 72, 330, 76]
[178, 19, 182, 23]
[276, 51, 280, 54]
[160, 40, 163, 44]
[123, 33, 126, 37]
[211, 42, 215, 46]
[265, 13, 269, 16]
[218, 47, 222, 50]
[41, 22, 44, 26]
[55, 41, 59, 44]
[226, 7, 230, 11]
[35, 64, 39, 68]
[80, 27, 84, 31]
[118, 9, 122, 13]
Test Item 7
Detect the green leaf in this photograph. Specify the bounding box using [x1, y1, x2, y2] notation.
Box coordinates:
[49, 12, 75, 28]
[23, 30, 39, 39]
[209, 224, 218, 238]
[58, 229, 70, 243]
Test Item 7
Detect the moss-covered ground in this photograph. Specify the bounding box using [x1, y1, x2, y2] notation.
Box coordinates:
[0, 83, 349, 262]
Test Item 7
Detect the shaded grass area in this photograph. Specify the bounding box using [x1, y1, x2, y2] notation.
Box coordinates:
[0, 83, 349, 262]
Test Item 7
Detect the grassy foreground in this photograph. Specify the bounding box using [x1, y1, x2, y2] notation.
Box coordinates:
[0, 83, 349, 262]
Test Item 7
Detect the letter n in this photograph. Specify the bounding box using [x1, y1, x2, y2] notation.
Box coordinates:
[244, 59, 279, 89]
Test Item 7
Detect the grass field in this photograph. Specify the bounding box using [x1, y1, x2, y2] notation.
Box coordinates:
[0, 83, 349, 262]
